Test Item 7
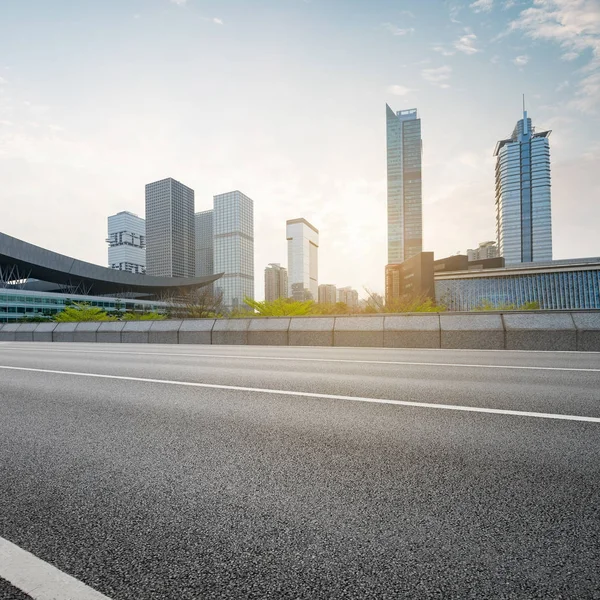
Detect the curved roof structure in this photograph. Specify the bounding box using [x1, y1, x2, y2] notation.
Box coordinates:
[0, 232, 222, 296]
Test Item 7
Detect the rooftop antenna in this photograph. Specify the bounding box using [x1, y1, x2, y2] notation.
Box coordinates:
[522, 93, 528, 135]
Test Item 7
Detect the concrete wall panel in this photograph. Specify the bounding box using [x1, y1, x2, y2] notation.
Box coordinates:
[212, 319, 251, 345]
[441, 314, 504, 350]
[149, 320, 183, 344]
[122, 321, 152, 344]
[384, 314, 440, 348]
[504, 312, 576, 351]
[15, 323, 38, 342]
[33, 323, 57, 342]
[248, 318, 291, 346]
[53, 322, 78, 342]
[334, 316, 384, 347]
[0, 323, 19, 341]
[572, 312, 600, 352]
[96, 321, 126, 343]
[178, 319, 215, 345]
[288, 317, 335, 346]
[73, 322, 101, 343]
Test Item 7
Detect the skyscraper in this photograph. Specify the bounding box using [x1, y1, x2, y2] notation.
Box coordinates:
[467, 241, 498, 262]
[286, 218, 318, 301]
[337, 286, 359, 308]
[495, 107, 552, 265]
[264, 263, 288, 302]
[318, 284, 337, 304]
[386, 105, 422, 265]
[195, 209, 214, 277]
[213, 191, 254, 309]
[106, 211, 146, 274]
[145, 177, 195, 277]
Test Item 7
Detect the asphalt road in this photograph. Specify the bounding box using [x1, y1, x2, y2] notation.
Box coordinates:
[1, 343, 599, 599]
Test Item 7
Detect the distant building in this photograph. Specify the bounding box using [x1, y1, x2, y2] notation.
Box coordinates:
[467, 241, 498, 262]
[338, 286, 359, 308]
[436, 258, 600, 310]
[385, 252, 434, 305]
[195, 210, 214, 277]
[265, 263, 288, 302]
[495, 107, 552, 265]
[145, 177, 195, 277]
[287, 218, 319, 301]
[213, 191, 254, 310]
[386, 105, 422, 265]
[434, 254, 505, 273]
[106, 211, 146, 274]
[318, 284, 337, 304]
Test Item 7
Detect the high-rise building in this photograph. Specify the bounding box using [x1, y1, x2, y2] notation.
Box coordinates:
[195, 210, 214, 277]
[495, 107, 552, 265]
[386, 105, 422, 265]
[318, 284, 337, 304]
[213, 191, 254, 309]
[264, 263, 288, 302]
[337, 286, 359, 308]
[145, 177, 195, 277]
[467, 241, 498, 262]
[286, 218, 318, 301]
[106, 211, 146, 274]
[385, 252, 434, 305]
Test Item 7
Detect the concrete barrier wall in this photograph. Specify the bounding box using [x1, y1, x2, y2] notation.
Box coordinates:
[1, 311, 599, 351]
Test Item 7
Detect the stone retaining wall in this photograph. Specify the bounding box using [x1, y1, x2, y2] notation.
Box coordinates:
[1, 312, 599, 351]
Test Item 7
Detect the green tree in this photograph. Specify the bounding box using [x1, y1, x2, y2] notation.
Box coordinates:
[121, 312, 166, 321]
[242, 297, 314, 316]
[53, 303, 116, 322]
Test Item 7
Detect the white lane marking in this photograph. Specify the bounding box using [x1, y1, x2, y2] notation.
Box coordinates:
[0, 536, 112, 600]
[1, 365, 599, 423]
[0, 345, 599, 373]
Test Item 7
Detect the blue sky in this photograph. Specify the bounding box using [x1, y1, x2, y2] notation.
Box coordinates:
[1, 0, 599, 297]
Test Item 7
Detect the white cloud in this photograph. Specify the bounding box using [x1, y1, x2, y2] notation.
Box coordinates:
[503, 0, 517, 8]
[170, 0, 188, 5]
[213, 17, 223, 25]
[512, 54, 530, 66]
[433, 44, 455, 56]
[556, 80, 570, 91]
[387, 85, 416, 96]
[470, 0, 494, 13]
[421, 65, 452, 88]
[0, 77, 7, 85]
[454, 33, 481, 54]
[382, 23, 415, 36]
[510, 0, 600, 113]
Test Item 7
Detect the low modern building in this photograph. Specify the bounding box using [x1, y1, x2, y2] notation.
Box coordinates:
[107, 211, 146, 274]
[435, 258, 600, 311]
[318, 284, 337, 304]
[264, 263, 288, 302]
[0, 232, 221, 322]
[385, 252, 434, 305]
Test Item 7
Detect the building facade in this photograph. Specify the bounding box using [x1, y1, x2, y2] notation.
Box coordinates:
[386, 105, 422, 265]
[213, 191, 254, 310]
[338, 286, 359, 308]
[495, 109, 552, 265]
[286, 218, 319, 301]
[106, 211, 146, 274]
[145, 177, 195, 278]
[435, 258, 600, 311]
[467, 241, 498, 262]
[385, 252, 434, 305]
[318, 284, 337, 304]
[264, 263, 288, 302]
[195, 210, 214, 278]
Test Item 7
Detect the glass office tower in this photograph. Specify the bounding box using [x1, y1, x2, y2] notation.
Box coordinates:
[286, 218, 319, 301]
[213, 191, 254, 309]
[194, 209, 214, 277]
[386, 105, 422, 265]
[495, 109, 552, 265]
[145, 177, 195, 277]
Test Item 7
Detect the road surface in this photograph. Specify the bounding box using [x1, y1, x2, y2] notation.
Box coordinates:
[1, 343, 599, 599]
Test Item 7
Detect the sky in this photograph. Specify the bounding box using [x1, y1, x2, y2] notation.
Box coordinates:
[1, 0, 599, 299]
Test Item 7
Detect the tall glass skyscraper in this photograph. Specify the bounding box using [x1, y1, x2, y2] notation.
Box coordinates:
[194, 209, 214, 277]
[213, 191, 254, 309]
[386, 105, 422, 265]
[286, 218, 319, 301]
[145, 177, 195, 277]
[495, 109, 552, 265]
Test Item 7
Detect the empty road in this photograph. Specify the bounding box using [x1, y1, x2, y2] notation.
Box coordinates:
[1, 343, 600, 599]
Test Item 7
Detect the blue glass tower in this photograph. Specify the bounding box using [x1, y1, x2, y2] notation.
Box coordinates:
[494, 108, 552, 265]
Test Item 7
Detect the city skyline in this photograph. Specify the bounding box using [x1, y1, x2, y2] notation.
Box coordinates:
[1, 0, 599, 298]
